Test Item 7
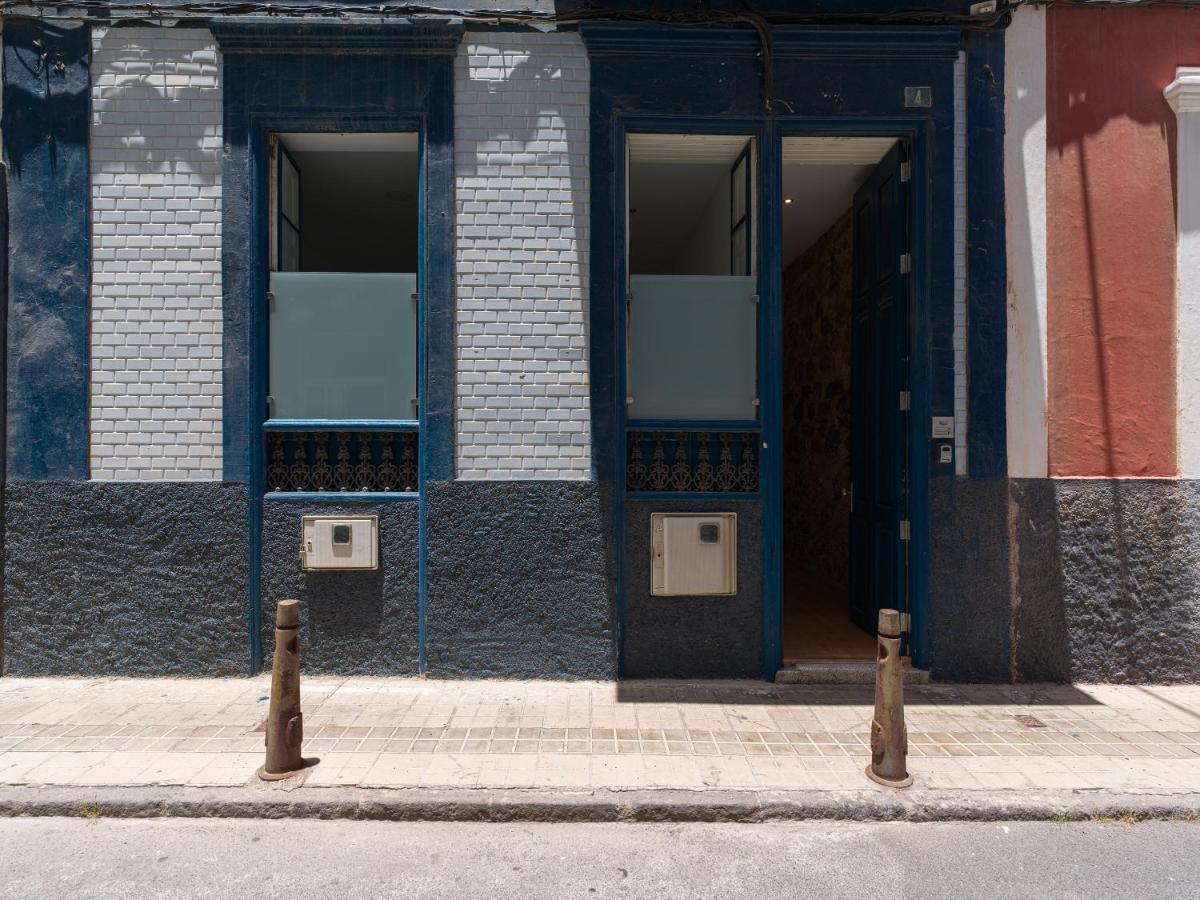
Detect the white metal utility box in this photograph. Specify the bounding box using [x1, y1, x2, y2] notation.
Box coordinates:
[650, 512, 737, 596]
[300, 515, 378, 571]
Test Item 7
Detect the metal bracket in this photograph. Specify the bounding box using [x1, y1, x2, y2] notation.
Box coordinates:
[899, 613, 912, 633]
[900, 253, 912, 275]
[900, 390, 911, 411]
[900, 161, 912, 183]
[899, 520, 911, 541]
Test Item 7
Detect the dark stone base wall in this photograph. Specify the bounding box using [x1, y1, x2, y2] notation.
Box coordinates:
[425, 481, 615, 679]
[927, 477, 1200, 684]
[928, 476, 1012, 682]
[260, 500, 420, 675]
[4, 478, 1198, 683]
[2, 481, 248, 676]
[1011, 479, 1200, 684]
[623, 499, 762, 679]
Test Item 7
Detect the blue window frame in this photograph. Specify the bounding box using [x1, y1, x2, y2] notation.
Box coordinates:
[623, 129, 765, 496]
[263, 132, 423, 499]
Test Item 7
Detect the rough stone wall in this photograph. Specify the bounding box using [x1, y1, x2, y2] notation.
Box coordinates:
[623, 499, 762, 679]
[2, 482, 248, 676]
[453, 31, 592, 479]
[1012, 478, 1200, 684]
[425, 481, 615, 678]
[781, 210, 853, 585]
[261, 501, 420, 675]
[89, 26, 223, 480]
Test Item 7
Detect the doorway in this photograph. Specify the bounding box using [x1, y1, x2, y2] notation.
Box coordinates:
[780, 136, 909, 664]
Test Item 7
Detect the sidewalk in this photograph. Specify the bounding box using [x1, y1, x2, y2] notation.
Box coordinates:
[1, 677, 1198, 821]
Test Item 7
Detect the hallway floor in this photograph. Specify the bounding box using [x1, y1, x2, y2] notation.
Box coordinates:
[782, 569, 876, 663]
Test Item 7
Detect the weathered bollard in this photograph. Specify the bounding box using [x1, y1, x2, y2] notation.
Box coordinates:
[865, 608, 913, 788]
[258, 599, 308, 781]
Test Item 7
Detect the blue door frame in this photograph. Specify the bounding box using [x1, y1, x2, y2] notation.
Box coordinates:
[611, 117, 929, 678]
[214, 21, 461, 674]
[584, 24, 960, 679]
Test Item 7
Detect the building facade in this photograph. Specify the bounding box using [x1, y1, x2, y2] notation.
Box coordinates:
[0, 1, 1197, 682]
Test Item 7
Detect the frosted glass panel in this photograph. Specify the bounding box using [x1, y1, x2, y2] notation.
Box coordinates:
[270, 272, 417, 420]
[628, 275, 757, 420]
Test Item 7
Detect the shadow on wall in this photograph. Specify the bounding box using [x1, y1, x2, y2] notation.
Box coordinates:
[455, 38, 588, 281]
[90, 27, 219, 173]
[1044, 5, 1198, 478]
[2, 22, 89, 176]
[1011, 478, 1200, 684]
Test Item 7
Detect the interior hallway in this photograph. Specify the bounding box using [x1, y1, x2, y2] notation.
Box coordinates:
[782, 566, 876, 662]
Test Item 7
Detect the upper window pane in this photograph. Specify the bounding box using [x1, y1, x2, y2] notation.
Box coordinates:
[626, 134, 757, 421]
[270, 132, 419, 420]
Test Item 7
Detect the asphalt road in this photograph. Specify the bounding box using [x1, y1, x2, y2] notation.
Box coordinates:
[0, 817, 1196, 899]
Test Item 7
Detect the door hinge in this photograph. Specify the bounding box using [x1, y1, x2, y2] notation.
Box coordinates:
[900, 390, 911, 411]
[899, 520, 911, 541]
[899, 612, 912, 633]
[899, 253, 912, 275]
[900, 161, 912, 183]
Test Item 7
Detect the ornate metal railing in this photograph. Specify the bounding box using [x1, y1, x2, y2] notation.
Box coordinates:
[266, 430, 418, 494]
[626, 430, 760, 494]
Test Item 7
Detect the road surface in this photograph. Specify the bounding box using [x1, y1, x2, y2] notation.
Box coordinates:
[1, 816, 1196, 898]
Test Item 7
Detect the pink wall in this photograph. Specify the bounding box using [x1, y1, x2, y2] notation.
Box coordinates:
[1046, 6, 1200, 477]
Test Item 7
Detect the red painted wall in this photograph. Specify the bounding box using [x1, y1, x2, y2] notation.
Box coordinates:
[1046, 6, 1200, 477]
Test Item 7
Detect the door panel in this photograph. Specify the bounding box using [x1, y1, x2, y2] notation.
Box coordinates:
[849, 143, 908, 636]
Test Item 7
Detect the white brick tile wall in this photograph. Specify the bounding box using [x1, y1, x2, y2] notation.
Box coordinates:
[454, 32, 592, 480]
[90, 26, 223, 481]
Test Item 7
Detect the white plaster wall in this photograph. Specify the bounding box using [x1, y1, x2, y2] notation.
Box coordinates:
[89, 26, 223, 480]
[1166, 68, 1200, 478]
[454, 32, 592, 479]
[1003, 7, 1049, 479]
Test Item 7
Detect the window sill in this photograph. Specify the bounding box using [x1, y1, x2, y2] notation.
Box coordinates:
[264, 491, 419, 502]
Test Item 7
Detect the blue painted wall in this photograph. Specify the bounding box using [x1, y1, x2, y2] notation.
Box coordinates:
[965, 28, 1007, 480]
[3, 20, 90, 480]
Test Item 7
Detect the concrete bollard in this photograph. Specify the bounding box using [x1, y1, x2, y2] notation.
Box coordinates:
[865, 608, 913, 788]
[258, 599, 310, 781]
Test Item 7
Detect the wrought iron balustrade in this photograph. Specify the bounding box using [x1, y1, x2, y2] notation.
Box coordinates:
[626, 430, 759, 494]
[266, 430, 418, 494]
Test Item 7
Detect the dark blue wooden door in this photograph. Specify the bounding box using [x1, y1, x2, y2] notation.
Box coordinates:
[848, 143, 908, 636]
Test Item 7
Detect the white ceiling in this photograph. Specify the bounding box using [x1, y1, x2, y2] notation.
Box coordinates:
[628, 133, 752, 165]
[781, 136, 896, 268]
[278, 132, 418, 153]
[783, 136, 897, 165]
[782, 164, 874, 268]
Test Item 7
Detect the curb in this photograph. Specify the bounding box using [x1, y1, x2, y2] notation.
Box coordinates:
[1, 786, 1198, 824]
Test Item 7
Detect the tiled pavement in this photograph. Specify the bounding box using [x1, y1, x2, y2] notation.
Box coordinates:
[0, 678, 1198, 795]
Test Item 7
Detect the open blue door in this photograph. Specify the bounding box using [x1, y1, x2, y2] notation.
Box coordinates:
[848, 142, 909, 636]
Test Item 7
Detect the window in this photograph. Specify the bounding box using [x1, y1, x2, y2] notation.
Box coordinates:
[625, 134, 758, 422]
[268, 132, 419, 422]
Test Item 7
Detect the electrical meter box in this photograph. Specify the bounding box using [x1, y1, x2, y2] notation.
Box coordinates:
[650, 512, 737, 596]
[300, 515, 378, 571]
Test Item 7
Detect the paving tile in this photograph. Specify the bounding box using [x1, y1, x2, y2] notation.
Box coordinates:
[1, 678, 1198, 797]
